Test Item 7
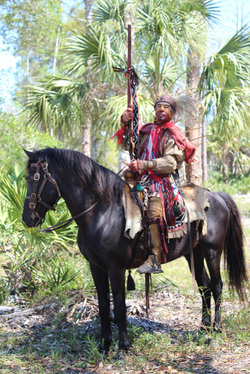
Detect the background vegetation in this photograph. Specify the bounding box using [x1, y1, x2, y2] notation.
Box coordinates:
[0, 0, 249, 178]
[0, 0, 249, 372]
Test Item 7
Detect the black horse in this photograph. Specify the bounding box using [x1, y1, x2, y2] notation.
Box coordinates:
[22, 148, 247, 354]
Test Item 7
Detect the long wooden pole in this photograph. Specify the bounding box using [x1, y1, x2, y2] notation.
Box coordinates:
[145, 274, 150, 317]
[127, 24, 132, 108]
[127, 24, 133, 160]
[127, 24, 150, 313]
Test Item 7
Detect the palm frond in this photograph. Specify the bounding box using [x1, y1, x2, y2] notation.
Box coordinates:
[93, 0, 127, 27]
[218, 25, 250, 56]
[200, 26, 250, 91]
[140, 56, 179, 97]
[65, 26, 126, 81]
[0, 166, 26, 222]
[135, 0, 213, 58]
[23, 83, 82, 136]
[104, 93, 154, 135]
[203, 87, 250, 142]
[180, 0, 219, 24]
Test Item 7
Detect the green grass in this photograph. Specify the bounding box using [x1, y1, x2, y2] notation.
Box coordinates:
[0, 291, 248, 374]
[1, 300, 248, 374]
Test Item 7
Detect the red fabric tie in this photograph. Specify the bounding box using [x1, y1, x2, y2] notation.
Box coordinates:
[110, 126, 126, 145]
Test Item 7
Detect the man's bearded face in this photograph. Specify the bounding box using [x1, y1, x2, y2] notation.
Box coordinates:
[155, 101, 173, 124]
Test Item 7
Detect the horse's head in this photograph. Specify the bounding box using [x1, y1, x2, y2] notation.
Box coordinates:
[22, 149, 61, 227]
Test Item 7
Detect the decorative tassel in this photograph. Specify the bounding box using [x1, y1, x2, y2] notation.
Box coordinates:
[127, 270, 135, 291]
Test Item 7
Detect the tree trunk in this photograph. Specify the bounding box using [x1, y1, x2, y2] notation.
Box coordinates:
[185, 49, 202, 184]
[85, 0, 93, 21]
[223, 148, 234, 180]
[26, 53, 31, 120]
[209, 153, 214, 178]
[81, 0, 94, 157]
[201, 115, 207, 183]
[53, 26, 60, 76]
[82, 120, 91, 156]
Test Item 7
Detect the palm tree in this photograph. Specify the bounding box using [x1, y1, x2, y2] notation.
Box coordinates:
[24, 76, 83, 137]
[24, 0, 210, 150]
[24, 2, 128, 156]
[23, 0, 250, 181]
[199, 25, 250, 179]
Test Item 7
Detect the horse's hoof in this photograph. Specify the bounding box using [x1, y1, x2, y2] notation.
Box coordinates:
[98, 344, 104, 353]
[200, 323, 212, 333]
[98, 343, 110, 355]
[213, 323, 223, 333]
[113, 349, 128, 361]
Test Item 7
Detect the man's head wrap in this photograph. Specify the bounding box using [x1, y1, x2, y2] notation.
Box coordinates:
[154, 94, 177, 113]
[154, 93, 202, 123]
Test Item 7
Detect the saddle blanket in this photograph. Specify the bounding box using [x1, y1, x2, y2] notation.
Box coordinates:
[123, 182, 210, 239]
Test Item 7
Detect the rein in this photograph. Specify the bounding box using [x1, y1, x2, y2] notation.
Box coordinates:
[39, 200, 100, 233]
[25, 160, 100, 232]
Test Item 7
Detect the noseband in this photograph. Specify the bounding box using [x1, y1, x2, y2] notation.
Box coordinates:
[25, 161, 61, 226]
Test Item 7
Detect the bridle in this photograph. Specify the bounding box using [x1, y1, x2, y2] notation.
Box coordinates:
[25, 161, 61, 227]
[25, 160, 100, 232]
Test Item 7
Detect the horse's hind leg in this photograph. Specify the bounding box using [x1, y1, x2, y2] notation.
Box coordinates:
[205, 250, 223, 331]
[109, 266, 129, 355]
[185, 250, 212, 329]
[89, 263, 112, 353]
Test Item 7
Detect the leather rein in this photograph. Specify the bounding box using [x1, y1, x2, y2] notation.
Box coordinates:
[25, 160, 100, 233]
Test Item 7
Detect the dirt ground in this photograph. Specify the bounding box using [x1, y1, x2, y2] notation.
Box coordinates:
[0, 201, 249, 373]
[1, 275, 249, 374]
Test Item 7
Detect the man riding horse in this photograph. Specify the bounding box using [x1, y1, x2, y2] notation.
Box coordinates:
[115, 94, 196, 274]
[23, 103, 247, 351]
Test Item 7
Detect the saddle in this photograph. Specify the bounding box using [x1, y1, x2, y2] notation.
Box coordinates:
[122, 182, 210, 240]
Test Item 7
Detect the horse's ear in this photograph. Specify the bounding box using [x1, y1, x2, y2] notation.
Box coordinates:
[23, 149, 35, 160]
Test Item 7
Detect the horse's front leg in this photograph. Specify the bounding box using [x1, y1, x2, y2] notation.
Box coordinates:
[89, 263, 112, 353]
[109, 265, 129, 356]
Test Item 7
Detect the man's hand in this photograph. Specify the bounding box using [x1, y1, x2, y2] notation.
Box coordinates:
[121, 108, 133, 124]
[128, 159, 146, 175]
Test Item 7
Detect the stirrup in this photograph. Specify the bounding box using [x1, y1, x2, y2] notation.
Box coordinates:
[149, 254, 164, 274]
[136, 254, 163, 274]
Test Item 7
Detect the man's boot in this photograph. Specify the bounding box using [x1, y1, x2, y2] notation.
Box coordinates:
[136, 223, 163, 274]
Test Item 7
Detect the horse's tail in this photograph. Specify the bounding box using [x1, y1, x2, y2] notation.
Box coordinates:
[216, 191, 248, 300]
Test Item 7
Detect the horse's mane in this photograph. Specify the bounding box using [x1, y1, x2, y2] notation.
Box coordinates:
[28, 148, 125, 205]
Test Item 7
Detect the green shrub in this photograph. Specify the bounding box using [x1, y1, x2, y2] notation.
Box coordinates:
[35, 252, 79, 292]
[205, 172, 250, 195]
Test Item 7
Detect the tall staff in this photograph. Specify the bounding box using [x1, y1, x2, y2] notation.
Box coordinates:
[127, 24, 134, 160]
[127, 24, 132, 109]
[126, 24, 139, 161]
[113, 25, 149, 315]
[127, 25, 150, 314]
[112, 25, 139, 160]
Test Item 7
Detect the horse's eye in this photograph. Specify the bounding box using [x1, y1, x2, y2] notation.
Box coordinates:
[25, 176, 31, 182]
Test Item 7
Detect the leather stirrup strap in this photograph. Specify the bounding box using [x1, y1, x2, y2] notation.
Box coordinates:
[145, 273, 150, 318]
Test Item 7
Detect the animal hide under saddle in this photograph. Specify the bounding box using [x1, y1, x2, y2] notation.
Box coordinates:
[123, 182, 210, 239]
[182, 183, 210, 236]
[123, 183, 143, 239]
